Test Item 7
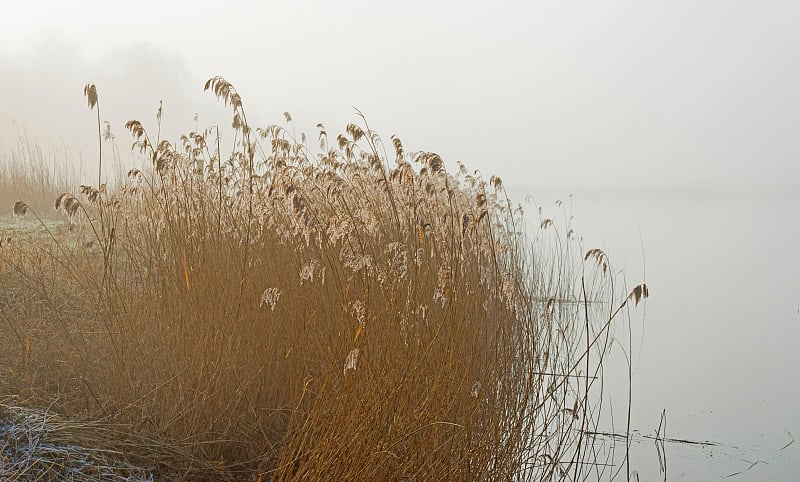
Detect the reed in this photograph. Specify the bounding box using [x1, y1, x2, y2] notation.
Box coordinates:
[0, 78, 647, 480]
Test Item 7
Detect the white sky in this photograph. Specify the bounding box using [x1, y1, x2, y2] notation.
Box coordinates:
[1, 0, 798, 191]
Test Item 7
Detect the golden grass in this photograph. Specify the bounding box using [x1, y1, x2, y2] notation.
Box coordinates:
[0, 137, 74, 217]
[0, 77, 647, 480]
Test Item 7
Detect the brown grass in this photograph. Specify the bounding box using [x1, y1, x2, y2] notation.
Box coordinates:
[0, 135, 75, 217]
[0, 77, 646, 480]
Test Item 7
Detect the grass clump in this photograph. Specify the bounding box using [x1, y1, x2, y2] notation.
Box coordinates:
[0, 77, 646, 480]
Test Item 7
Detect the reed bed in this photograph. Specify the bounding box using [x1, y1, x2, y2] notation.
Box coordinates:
[0, 78, 647, 480]
[0, 136, 74, 216]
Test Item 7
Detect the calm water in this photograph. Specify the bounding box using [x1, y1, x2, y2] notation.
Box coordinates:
[513, 183, 799, 480]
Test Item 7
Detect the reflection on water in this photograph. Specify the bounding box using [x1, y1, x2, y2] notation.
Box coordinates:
[513, 183, 799, 480]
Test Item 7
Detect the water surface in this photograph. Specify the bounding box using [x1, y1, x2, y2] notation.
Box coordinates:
[513, 183, 799, 480]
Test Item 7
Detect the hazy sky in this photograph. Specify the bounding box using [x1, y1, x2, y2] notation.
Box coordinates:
[1, 0, 798, 191]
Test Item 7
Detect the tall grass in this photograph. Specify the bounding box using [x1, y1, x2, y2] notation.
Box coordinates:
[0, 135, 76, 216]
[0, 78, 647, 480]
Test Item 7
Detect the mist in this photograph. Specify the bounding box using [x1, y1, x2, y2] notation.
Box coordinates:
[2, 0, 798, 192]
[0, 39, 231, 182]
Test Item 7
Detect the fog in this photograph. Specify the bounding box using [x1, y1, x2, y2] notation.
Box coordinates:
[2, 0, 798, 190]
[2, 1, 799, 479]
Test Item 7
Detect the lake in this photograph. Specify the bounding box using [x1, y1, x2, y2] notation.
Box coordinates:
[511, 182, 799, 481]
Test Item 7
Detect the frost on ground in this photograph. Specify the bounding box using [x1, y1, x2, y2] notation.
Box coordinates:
[0, 400, 153, 482]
